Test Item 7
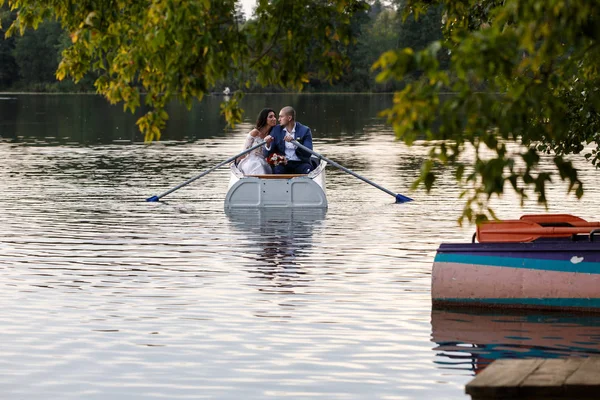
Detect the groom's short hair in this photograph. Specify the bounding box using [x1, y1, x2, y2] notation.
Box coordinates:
[281, 106, 295, 121]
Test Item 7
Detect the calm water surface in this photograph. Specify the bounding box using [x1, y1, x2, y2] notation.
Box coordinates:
[1, 94, 600, 399]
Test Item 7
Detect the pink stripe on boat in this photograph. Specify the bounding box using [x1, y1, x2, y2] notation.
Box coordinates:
[432, 261, 600, 300]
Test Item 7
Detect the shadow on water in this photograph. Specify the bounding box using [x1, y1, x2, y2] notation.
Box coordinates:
[225, 208, 326, 293]
[431, 308, 600, 375]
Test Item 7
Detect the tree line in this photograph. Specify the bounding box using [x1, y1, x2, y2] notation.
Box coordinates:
[0, 1, 441, 93]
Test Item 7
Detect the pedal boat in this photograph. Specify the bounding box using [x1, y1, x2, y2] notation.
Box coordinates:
[432, 214, 600, 312]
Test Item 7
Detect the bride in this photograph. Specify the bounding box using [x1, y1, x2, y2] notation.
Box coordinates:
[237, 108, 277, 175]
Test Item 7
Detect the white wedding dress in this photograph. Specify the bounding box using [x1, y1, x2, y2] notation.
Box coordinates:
[237, 133, 272, 175]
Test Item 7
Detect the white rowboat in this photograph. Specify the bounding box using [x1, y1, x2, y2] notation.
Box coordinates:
[225, 158, 328, 209]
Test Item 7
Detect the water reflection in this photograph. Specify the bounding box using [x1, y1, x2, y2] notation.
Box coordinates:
[240, 93, 394, 138]
[0, 94, 395, 145]
[226, 208, 326, 293]
[431, 308, 600, 375]
[0, 94, 229, 144]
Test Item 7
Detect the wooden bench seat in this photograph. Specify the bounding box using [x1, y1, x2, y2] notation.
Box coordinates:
[244, 174, 308, 179]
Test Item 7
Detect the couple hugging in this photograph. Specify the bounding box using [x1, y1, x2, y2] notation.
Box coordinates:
[237, 106, 315, 176]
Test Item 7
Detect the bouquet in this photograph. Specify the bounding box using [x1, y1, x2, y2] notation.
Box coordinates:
[266, 152, 287, 166]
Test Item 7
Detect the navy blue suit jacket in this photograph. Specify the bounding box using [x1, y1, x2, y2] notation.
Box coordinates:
[264, 122, 313, 163]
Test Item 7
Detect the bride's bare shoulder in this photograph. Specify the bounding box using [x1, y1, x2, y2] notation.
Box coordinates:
[249, 129, 260, 137]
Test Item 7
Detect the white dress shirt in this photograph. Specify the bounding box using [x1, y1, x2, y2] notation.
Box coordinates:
[283, 123, 300, 161]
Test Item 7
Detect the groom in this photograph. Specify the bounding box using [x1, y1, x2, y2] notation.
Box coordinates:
[264, 106, 315, 174]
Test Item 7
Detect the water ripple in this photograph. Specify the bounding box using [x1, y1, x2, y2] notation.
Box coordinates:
[2, 123, 599, 399]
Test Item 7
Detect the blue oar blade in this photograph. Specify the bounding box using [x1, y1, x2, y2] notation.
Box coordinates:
[146, 195, 160, 202]
[395, 193, 413, 203]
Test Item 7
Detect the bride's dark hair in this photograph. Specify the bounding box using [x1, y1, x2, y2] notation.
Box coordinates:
[255, 108, 275, 131]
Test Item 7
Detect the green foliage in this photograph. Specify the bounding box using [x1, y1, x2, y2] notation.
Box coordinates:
[0, 1, 444, 95]
[13, 20, 65, 83]
[374, 0, 600, 223]
[325, 1, 440, 93]
[0, 4, 17, 88]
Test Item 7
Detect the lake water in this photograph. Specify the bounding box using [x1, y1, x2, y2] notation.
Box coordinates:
[1, 94, 600, 399]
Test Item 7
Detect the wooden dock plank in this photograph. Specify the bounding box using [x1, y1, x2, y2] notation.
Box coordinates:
[519, 358, 583, 397]
[465, 359, 543, 398]
[564, 357, 600, 397]
[466, 357, 600, 399]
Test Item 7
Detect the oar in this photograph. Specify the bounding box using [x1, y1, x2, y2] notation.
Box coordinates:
[477, 220, 598, 243]
[146, 141, 266, 202]
[291, 140, 413, 203]
[520, 214, 600, 227]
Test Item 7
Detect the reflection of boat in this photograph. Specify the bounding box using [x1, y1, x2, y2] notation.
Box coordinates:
[431, 308, 600, 375]
[432, 214, 600, 312]
[225, 207, 326, 236]
[226, 208, 326, 292]
[225, 159, 328, 209]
